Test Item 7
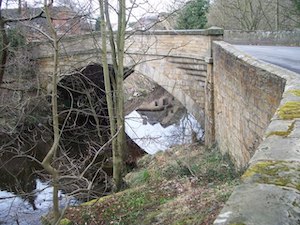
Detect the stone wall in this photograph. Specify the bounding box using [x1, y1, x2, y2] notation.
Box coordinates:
[224, 29, 300, 46]
[213, 41, 286, 168]
[213, 41, 300, 225]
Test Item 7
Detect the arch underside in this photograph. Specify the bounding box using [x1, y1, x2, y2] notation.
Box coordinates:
[132, 56, 206, 127]
[41, 52, 207, 127]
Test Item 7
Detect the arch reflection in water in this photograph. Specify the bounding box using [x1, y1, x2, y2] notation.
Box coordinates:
[125, 109, 203, 154]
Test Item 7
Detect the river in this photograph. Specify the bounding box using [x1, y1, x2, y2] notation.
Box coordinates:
[0, 85, 203, 224]
[0, 180, 75, 225]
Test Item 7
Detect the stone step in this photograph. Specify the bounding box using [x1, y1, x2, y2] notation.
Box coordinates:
[186, 70, 206, 76]
[177, 65, 207, 72]
[168, 57, 206, 65]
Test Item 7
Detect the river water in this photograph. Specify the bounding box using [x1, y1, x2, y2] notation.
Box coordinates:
[0, 180, 73, 225]
[126, 110, 203, 154]
[0, 87, 203, 225]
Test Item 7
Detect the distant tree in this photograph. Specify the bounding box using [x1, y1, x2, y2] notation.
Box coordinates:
[292, 0, 300, 11]
[176, 0, 209, 29]
[207, 0, 300, 31]
[284, 0, 300, 28]
[95, 16, 101, 31]
[0, 0, 44, 85]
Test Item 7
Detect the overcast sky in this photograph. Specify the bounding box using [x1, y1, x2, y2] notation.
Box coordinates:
[88, 0, 175, 23]
[4, 0, 176, 24]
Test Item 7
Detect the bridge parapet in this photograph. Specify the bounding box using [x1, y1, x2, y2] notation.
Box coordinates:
[31, 28, 223, 60]
[224, 29, 300, 46]
[213, 41, 300, 225]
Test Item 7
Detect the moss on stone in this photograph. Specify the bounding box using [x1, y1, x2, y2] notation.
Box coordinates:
[59, 218, 73, 225]
[242, 161, 284, 178]
[266, 130, 290, 137]
[229, 223, 246, 225]
[277, 102, 300, 120]
[242, 161, 300, 191]
[266, 121, 295, 138]
[81, 188, 132, 206]
[289, 90, 300, 97]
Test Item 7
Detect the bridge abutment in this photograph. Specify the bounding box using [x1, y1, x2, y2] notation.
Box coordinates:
[203, 27, 224, 146]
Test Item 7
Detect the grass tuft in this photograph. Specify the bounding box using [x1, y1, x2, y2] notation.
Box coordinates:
[62, 144, 240, 225]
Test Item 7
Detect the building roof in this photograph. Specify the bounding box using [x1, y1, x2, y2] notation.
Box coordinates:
[2, 6, 92, 40]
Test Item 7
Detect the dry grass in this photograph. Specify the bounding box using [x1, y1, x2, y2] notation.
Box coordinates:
[60, 143, 240, 225]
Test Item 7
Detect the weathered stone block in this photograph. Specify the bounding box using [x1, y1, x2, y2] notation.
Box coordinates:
[214, 183, 300, 225]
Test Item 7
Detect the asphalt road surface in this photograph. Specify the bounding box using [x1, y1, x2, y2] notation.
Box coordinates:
[234, 45, 300, 74]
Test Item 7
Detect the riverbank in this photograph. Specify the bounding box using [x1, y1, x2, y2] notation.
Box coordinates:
[55, 143, 240, 225]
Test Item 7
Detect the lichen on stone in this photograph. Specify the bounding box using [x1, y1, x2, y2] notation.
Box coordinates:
[242, 161, 285, 178]
[242, 161, 300, 191]
[277, 102, 300, 120]
[289, 90, 300, 97]
[266, 121, 295, 137]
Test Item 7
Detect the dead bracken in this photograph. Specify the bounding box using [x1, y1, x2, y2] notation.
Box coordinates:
[57, 144, 240, 225]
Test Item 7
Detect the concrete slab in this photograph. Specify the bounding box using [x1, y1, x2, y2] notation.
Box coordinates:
[250, 136, 300, 163]
[214, 183, 300, 225]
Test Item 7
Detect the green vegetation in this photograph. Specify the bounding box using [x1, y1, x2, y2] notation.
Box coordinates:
[292, 0, 300, 14]
[62, 144, 240, 224]
[7, 28, 26, 50]
[176, 0, 209, 29]
[59, 218, 73, 225]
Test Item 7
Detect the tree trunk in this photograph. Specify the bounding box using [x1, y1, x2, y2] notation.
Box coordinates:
[99, 0, 121, 191]
[0, 0, 8, 85]
[115, 0, 127, 189]
[99, 0, 127, 191]
[41, 1, 61, 222]
[276, 0, 279, 30]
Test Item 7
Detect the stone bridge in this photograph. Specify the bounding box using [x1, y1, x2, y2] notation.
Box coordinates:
[31, 28, 300, 225]
[31, 28, 223, 131]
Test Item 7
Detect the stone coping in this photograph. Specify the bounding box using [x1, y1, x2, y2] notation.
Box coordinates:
[224, 29, 300, 46]
[30, 27, 224, 44]
[131, 26, 224, 36]
[213, 41, 300, 225]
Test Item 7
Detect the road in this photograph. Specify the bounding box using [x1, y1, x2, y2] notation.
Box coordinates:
[234, 45, 300, 74]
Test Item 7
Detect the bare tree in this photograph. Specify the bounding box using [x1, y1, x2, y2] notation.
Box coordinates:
[0, 0, 206, 223]
[0, 0, 112, 223]
[40, 0, 64, 222]
[99, 0, 127, 191]
[207, 0, 300, 31]
[0, 0, 45, 85]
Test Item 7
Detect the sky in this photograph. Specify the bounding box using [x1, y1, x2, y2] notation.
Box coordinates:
[3, 0, 176, 24]
[86, 0, 176, 24]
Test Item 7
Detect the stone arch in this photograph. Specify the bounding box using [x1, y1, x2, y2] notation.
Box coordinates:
[132, 57, 205, 127]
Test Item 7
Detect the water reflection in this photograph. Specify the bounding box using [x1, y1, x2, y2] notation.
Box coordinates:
[126, 111, 203, 154]
[125, 89, 203, 154]
[0, 142, 76, 224]
[0, 179, 70, 225]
